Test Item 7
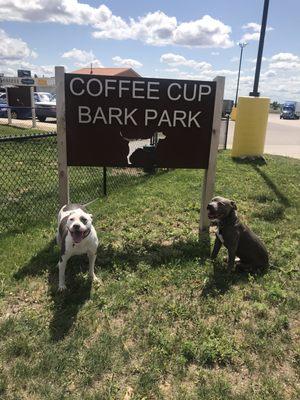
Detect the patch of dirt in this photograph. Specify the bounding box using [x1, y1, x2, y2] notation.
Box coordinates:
[0, 281, 48, 321]
[159, 378, 173, 399]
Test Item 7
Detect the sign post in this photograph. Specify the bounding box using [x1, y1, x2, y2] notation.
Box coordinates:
[199, 76, 225, 233]
[57, 67, 224, 230]
[55, 66, 69, 206]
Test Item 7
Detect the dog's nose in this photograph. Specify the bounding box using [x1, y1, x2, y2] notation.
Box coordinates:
[73, 224, 80, 230]
[207, 204, 213, 210]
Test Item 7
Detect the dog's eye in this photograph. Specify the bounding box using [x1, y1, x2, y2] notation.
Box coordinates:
[70, 217, 74, 222]
[80, 217, 88, 225]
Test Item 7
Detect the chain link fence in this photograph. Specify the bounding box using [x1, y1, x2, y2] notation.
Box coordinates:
[0, 125, 149, 233]
[0, 113, 229, 233]
[0, 131, 104, 233]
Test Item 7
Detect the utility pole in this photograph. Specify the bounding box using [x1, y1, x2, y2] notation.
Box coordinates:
[250, 0, 270, 97]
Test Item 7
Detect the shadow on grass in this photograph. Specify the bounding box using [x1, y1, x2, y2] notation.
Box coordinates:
[13, 233, 211, 340]
[251, 165, 291, 208]
[232, 157, 291, 222]
[232, 157, 291, 208]
[201, 260, 268, 298]
[97, 233, 210, 272]
[14, 239, 92, 342]
[251, 164, 290, 221]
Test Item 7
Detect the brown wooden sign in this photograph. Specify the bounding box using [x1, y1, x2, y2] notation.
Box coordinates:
[65, 74, 216, 169]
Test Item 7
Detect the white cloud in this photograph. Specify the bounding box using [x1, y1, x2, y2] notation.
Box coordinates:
[240, 21, 274, 42]
[0, 29, 47, 76]
[112, 56, 142, 69]
[62, 48, 103, 68]
[0, 58, 55, 77]
[171, 15, 233, 48]
[164, 68, 180, 73]
[241, 32, 260, 42]
[159, 53, 238, 84]
[242, 22, 261, 32]
[0, 0, 111, 25]
[0, 2, 233, 48]
[94, 11, 234, 48]
[242, 22, 274, 33]
[18, 61, 55, 76]
[160, 53, 211, 70]
[157, 50, 300, 102]
[271, 52, 299, 62]
[0, 28, 37, 61]
[261, 70, 277, 78]
[268, 53, 300, 70]
[269, 61, 300, 70]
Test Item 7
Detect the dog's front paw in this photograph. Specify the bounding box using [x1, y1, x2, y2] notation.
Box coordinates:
[90, 273, 102, 285]
[90, 273, 99, 281]
[58, 284, 67, 292]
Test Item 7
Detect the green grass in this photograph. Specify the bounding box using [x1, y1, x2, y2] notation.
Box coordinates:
[0, 123, 48, 137]
[0, 152, 299, 399]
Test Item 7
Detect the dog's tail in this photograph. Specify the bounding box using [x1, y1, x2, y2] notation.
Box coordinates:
[120, 131, 131, 142]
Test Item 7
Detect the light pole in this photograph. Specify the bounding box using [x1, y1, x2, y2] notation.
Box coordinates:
[234, 41, 248, 107]
[250, 0, 270, 97]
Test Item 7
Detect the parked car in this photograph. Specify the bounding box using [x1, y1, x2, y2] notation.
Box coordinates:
[34, 92, 53, 102]
[0, 98, 32, 119]
[35, 94, 56, 122]
[0, 91, 52, 103]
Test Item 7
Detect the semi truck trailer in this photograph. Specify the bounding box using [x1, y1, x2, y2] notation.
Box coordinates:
[280, 101, 300, 119]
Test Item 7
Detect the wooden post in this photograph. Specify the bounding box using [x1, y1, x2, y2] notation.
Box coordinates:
[103, 167, 107, 196]
[30, 86, 36, 128]
[199, 76, 225, 234]
[55, 66, 69, 207]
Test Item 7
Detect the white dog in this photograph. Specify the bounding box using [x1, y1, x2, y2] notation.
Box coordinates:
[120, 131, 166, 164]
[56, 204, 99, 291]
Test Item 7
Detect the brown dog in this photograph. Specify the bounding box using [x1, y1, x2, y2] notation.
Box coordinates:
[207, 196, 269, 270]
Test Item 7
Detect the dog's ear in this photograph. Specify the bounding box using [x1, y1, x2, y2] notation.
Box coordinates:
[230, 201, 237, 210]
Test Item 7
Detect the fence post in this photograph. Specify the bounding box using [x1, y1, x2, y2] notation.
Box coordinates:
[55, 66, 69, 207]
[199, 76, 225, 233]
[103, 167, 107, 196]
[30, 87, 36, 128]
[5, 87, 12, 125]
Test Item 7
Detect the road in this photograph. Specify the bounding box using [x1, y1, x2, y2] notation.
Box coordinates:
[1, 113, 299, 159]
[227, 113, 300, 159]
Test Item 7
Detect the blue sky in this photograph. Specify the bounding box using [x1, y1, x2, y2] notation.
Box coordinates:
[1, 0, 299, 101]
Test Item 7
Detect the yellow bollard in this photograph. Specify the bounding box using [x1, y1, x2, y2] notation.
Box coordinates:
[231, 96, 270, 157]
[230, 106, 237, 121]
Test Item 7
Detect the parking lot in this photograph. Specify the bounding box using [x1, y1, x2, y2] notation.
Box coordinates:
[227, 113, 300, 159]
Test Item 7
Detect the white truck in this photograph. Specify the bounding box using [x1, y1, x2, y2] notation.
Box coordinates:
[280, 101, 300, 119]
